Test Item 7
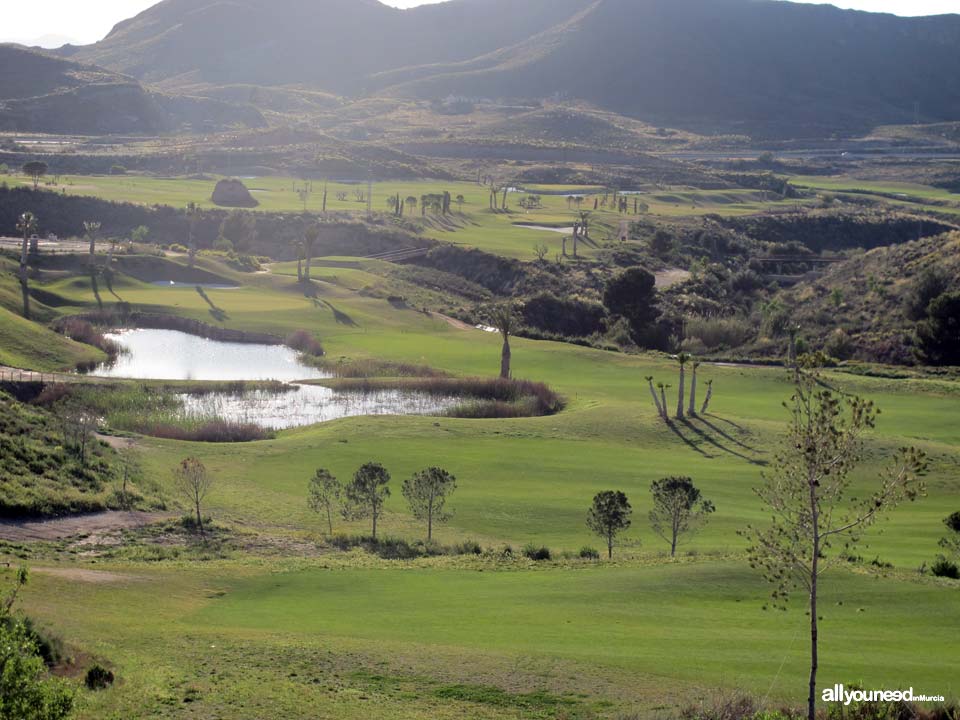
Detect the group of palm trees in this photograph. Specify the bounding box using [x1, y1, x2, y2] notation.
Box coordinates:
[646, 352, 713, 423]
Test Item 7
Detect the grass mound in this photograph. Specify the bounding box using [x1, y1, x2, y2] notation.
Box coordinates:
[0, 390, 161, 518]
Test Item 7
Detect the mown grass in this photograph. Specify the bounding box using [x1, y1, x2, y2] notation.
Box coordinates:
[1, 246, 958, 718]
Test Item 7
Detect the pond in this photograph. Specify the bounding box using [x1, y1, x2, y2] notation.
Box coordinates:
[92, 329, 328, 382]
[89, 329, 459, 429]
[178, 385, 457, 430]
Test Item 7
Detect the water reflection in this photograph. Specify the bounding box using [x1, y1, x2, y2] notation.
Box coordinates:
[93, 329, 328, 382]
[179, 385, 457, 430]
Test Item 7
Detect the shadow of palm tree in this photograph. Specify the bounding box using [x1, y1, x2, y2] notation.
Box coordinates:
[315, 299, 359, 327]
[680, 418, 767, 466]
[665, 421, 715, 458]
[695, 415, 757, 452]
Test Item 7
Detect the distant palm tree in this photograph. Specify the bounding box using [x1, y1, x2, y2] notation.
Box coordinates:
[456, 194, 465, 211]
[83, 220, 101, 265]
[490, 303, 517, 379]
[688, 360, 701, 417]
[675, 352, 691, 420]
[16, 212, 37, 319]
[303, 224, 320, 283]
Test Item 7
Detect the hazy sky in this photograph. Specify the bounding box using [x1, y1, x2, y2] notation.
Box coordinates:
[2, 0, 956, 47]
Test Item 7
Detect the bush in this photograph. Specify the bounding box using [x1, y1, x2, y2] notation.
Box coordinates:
[285, 330, 325, 357]
[84, 664, 114, 690]
[452, 540, 482, 555]
[522, 544, 551, 561]
[931, 556, 960, 579]
[686, 315, 754, 350]
[824, 328, 855, 361]
[579, 546, 600, 560]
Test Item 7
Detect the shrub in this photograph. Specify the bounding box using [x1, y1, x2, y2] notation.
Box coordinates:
[522, 544, 551, 561]
[285, 330, 325, 357]
[824, 328, 855, 361]
[931, 556, 960, 579]
[579, 546, 600, 560]
[84, 664, 114, 690]
[452, 540, 482, 555]
[55, 318, 122, 358]
[686, 315, 754, 350]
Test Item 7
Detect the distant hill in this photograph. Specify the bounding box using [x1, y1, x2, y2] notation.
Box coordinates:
[0, 45, 264, 134]
[60, 0, 960, 138]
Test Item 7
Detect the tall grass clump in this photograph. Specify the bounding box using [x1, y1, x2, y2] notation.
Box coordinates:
[326, 376, 563, 418]
[285, 330, 325, 358]
[55, 318, 122, 358]
[685, 315, 755, 351]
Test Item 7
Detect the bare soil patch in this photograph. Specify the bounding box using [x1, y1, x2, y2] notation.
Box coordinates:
[0, 511, 168, 542]
[33, 567, 145, 584]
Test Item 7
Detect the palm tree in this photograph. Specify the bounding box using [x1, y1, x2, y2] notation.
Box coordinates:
[83, 220, 101, 265]
[688, 360, 701, 417]
[303, 224, 320, 283]
[16, 212, 37, 319]
[456, 194, 465, 211]
[659, 383, 671, 422]
[700, 380, 714, 415]
[675, 352, 691, 420]
[490, 303, 517, 379]
[185, 203, 198, 267]
[646, 376, 666, 421]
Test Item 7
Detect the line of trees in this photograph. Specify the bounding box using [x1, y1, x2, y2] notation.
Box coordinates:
[586, 477, 716, 559]
[308, 463, 457, 541]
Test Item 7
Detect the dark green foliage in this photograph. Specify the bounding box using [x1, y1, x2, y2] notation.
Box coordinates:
[579, 546, 600, 560]
[327, 535, 482, 560]
[904, 269, 950, 321]
[945, 511, 960, 535]
[603, 267, 661, 344]
[402, 467, 456, 541]
[0, 569, 74, 719]
[521, 293, 606, 338]
[522, 544, 551, 561]
[342, 462, 391, 539]
[84, 664, 115, 691]
[916, 291, 960, 366]
[931, 557, 960, 579]
[587, 490, 633, 558]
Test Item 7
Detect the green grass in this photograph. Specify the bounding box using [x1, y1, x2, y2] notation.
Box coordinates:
[2, 249, 959, 718]
[13, 173, 816, 259]
[0, 305, 104, 371]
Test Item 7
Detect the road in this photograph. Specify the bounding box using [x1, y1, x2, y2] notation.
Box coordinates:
[0, 236, 91, 254]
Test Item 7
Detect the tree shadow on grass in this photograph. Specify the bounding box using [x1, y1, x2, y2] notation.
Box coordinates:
[695, 415, 757, 453]
[665, 421, 715, 459]
[195, 286, 229, 322]
[680, 417, 767, 466]
[314, 299, 359, 327]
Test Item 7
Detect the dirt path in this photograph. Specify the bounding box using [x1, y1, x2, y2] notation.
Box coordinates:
[33, 567, 146, 585]
[429, 312, 474, 331]
[0, 511, 168, 542]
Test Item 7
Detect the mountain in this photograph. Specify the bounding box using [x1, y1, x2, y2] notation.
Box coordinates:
[0, 44, 264, 134]
[51, 0, 960, 138]
[375, 0, 960, 137]
[67, 0, 586, 93]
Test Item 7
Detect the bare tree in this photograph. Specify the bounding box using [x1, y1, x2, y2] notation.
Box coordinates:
[649, 476, 715, 556]
[402, 467, 457, 541]
[489, 303, 517, 379]
[743, 369, 928, 720]
[172, 458, 215, 537]
[308, 468, 341, 536]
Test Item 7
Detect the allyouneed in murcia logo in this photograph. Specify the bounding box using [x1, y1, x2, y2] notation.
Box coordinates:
[822, 685, 946, 705]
